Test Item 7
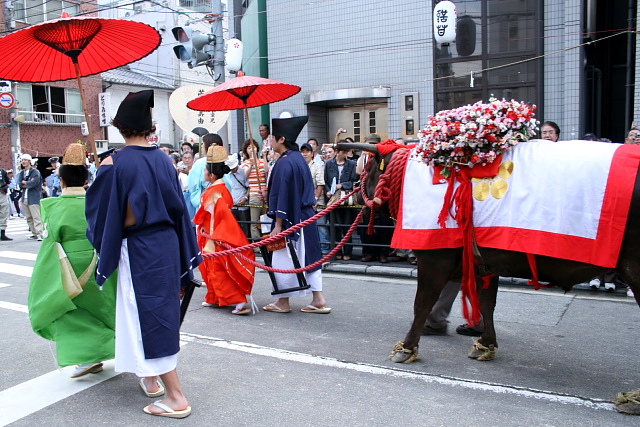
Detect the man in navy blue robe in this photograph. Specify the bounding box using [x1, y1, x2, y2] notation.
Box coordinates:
[86, 90, 200, 418]
[263, 116, 331, 314]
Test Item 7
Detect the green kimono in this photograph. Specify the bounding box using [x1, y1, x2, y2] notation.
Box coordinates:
[28, 188, 117, 367]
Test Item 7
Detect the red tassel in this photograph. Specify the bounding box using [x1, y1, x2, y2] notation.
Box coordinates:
[437, 174, 456, 228]
[454, 172, 482, 327]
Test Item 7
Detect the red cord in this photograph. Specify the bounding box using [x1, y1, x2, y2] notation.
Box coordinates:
[215, 209, 366, 274]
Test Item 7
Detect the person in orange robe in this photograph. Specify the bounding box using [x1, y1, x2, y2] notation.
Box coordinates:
[194, 146, 256, 315]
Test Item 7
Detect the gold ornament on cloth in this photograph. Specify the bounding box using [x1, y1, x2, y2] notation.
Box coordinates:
[62, 143, 87, 166]
[472, 161, 515, 201]
[207, 145, 229, 163]
[498, 161, 514, 179]
[490, 180, 509, 199]
[473, 182, 491, 201]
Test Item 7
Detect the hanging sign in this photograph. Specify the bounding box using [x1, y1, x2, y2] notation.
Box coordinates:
[169, 85, 230, 134]
[434, 1, 457, 44]
[99, 92, 111, 127]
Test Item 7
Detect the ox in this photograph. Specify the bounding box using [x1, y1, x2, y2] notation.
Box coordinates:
[339, 142, 640, 414]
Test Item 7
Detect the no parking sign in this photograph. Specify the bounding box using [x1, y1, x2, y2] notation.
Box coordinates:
[0, 92, 15, 109]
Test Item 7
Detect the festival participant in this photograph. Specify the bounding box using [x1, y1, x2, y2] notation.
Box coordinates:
[29, 143, 117, 377]
[86, 90, 201, 419]
[194, 145, 255, 314]
[540, 121, 561, 142]
[263, 116, 331, 314]
[188, 133, 223, 219]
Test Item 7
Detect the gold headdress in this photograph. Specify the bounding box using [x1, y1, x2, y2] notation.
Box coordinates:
[207, 145, 229, 163]
[62, 143, 87, 166]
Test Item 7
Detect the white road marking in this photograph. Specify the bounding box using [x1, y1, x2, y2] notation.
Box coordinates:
[0, 301, 28, 313]
[180, 332, 616, 412]
[0, 263, 32, 277]
[0, 361, 119, 427]
[0, 251, 38, 261]
[0, 340, 190, 426]
[0, 283, 10, 289]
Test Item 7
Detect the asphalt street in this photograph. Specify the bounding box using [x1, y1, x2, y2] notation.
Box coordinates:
[1, 216, 639, 426]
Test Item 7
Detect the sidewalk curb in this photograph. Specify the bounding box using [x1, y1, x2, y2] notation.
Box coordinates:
[322, 262, 631, 297]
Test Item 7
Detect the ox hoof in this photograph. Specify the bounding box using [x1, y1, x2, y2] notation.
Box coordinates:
[388, 341, 419, 363]
[616, 389, 640, 415]
[468, 338, 496, 361]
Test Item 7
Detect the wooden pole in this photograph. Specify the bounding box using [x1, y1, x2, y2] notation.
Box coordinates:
[74, 62, 100, 167]
[244, 106, 263, 192]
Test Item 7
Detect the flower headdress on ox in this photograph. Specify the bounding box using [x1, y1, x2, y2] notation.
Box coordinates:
[413, 97, 538, 178]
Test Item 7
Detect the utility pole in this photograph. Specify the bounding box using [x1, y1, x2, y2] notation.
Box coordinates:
[10, 83, 21, 173]
[209, 0, 229, 145]
[210, 0, 225, 85]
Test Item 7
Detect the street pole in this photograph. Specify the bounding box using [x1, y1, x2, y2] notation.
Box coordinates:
[210, 0, 229, 146]
[10, 83, 21, 173]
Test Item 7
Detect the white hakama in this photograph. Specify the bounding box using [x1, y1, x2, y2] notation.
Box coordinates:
[271, 229, 322, 298]
[115, 239, 177, 377]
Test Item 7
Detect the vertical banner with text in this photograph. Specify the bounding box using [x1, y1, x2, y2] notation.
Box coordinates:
[99, 92, 111, 127]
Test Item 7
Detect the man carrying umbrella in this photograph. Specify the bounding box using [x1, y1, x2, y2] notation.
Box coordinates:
[262, 116, 331, 314]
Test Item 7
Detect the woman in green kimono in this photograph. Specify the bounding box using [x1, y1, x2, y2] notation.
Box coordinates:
[28, 143, 116, 378]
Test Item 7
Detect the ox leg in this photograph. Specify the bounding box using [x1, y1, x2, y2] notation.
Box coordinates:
[468, 275, 498, 361]
[390, 249, 459, 363]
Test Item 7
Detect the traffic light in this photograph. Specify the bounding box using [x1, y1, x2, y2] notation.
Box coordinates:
[172, 26, 215, 68]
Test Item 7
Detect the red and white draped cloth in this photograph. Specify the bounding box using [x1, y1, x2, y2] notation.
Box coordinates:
[392, 140, 640, 269]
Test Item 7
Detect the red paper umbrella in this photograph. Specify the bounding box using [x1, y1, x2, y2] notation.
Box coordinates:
[0, 14, 161, 164]
[186, 71, 301, 112]
[188, 71, 301, 193]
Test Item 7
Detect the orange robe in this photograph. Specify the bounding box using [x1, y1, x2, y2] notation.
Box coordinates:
[194, 181, 255, 306]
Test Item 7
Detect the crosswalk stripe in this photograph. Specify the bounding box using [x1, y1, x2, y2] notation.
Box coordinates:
[0, 263, 33, 277]
[0, 360, 119, 426]
[0, 340, 191, 425]
[0, 251, 38, 261]
[0, 283, 11, 289]
[0, 301, 28, 313]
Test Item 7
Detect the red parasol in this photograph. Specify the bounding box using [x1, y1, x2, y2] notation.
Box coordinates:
[186, 71, 301, 112]
[0, 13, 161, 164]
[187, 71, 301, 190]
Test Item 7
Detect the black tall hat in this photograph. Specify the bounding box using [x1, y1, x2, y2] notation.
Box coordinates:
[272, 116, 308, 143]
[114, 90, 154, 132]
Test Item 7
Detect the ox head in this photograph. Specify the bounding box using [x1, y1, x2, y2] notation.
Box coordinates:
[335, 142, 394, 208]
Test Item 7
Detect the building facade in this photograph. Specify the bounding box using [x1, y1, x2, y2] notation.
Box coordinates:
[241, 0, 638, 145]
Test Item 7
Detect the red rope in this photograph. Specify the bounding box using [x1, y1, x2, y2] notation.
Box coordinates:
[215, 209, 366, 274]
[199, 187, 359, 259]
[358, 162, 378, 235]
[373, 148, 411, 219]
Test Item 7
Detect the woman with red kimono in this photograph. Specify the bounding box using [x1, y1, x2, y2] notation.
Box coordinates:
[194, 146, 256, 314]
